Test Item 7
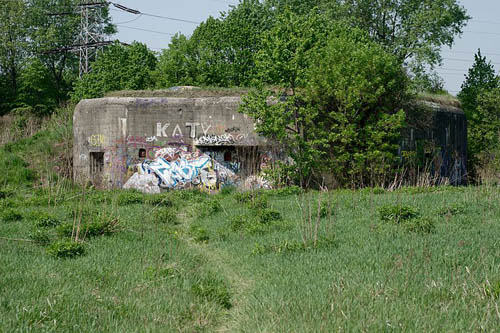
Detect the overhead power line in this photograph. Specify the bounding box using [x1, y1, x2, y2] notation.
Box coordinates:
[116, 25, 175, 36]
[443, 57, 500, 65]
[110, 3, 200, 24]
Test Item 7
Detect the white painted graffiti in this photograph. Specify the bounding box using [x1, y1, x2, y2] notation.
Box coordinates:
[195, 134, 235, 146]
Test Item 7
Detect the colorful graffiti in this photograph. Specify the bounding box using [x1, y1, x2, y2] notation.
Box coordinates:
[195, 134, 235, 145]
[124, 148, 237, 192]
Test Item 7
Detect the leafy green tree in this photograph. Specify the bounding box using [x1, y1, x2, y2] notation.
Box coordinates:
[72, 42, 158, 101]
[323, 0, 470, 69]
[0, 0, 29, 114]
[471, 88, 500, 158]
[457, 50, 499, 171]
[27, 0, 116, 102]
[241, 26, 409, 187]
[458, 49, 499, 118]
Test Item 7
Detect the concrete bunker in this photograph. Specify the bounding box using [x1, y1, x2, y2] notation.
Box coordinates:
[73, 97, 273, 191]
[73, 95, 467, 191]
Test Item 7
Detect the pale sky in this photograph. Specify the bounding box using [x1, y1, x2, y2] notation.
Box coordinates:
[111, 0, 500, 95]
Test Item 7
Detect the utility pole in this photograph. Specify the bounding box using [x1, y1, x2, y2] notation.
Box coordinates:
[78, 1, 107, 77]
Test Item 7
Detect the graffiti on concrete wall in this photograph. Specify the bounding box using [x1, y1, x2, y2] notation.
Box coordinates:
[195, 134, 235, 146]
[124, 147, 237, 193]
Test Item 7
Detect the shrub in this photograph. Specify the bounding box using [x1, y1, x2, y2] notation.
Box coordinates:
[258, 209, 282, 224]
[1, 209, 22, 222]
[172, 189, 209, 203]
[405, 217, 436, 233]
[146, 193, 175, 207]
[117, 190, 144, 205]
[189, 225, 210, 243]
[220, 185, 237, 196]
[46, 241, 85, 258]
[229, 214, 248, 231]
[378, 204, 420, 223]
[29, 211, 60, 227]
[234, 191, 255, 203]
[191, 273, 231, 309]
[252, 235, 336, 255]
[199, 200, 222, 218]
[29, 229, 51, 245]
[438, 203, 467, 216]
[57, 214, 120, 238]
[153, 208, 178, 225]
[247, 196, 268, 210]
[268, 186, 303, 197]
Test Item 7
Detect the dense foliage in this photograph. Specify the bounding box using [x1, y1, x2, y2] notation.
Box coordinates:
[458, 50, 500, 177]
[72, 42, 157, 101]
[241, 24, 409, 188]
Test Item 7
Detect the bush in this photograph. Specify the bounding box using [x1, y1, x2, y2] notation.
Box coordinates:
[258, 209, 282, 224]
[57, 214, 119, 238]
[378, 204, 420, 223]
[189, 225, 210, 243]
[405, 217, 436, 233]
[146, 193, 176, 207]
[247, 196, 268, 210]
[438, 203, 467, 217]
[198, 200, 222, 218]
[229, 214, 248, 231]
[1, 208, 22, 222]
[46, 241, 85, 258]
[29, 211, 60, 227]
[153, 208, 178, 225]
[29, 229, 51, 245]
[191, 273, 231, 309]
[117, 190, 144, 205]
[268, 186, 303, 197]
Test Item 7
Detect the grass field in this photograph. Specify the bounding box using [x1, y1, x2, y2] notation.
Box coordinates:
[2, 183, 500, 332]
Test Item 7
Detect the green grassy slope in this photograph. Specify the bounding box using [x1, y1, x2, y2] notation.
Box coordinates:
[2, 186, 500, 331]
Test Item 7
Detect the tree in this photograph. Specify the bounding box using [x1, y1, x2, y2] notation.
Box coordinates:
[27, 0, 116, 102]
[323, 0, 470, 70]
[72, 42, 157, 101]
[0, 0, 29, 114]
[457, 50, 500, 171]
[241, 26, 409, 188]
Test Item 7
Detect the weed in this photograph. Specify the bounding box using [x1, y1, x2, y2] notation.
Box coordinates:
[258, 209, 282, 224]
[405, 217, 436, 233]
[247, 196, 268, 210]
[189, 225, 210, 243]
[1, 209, 22, 223]
[379, 204, 420, 223]
[485, 280, 500, 299]
[252, 235, 337, 255]
[198, 200, 222, 218]
[191, 273, 231, 309]
[172, 189, 209, 202]
[438, 203, 467, 216]
[117, 190, 143, 205]
[219, 185, 237, 196]
[57, 214, 120, 238]
[28, 229, 51, 245]
[146, 193, 176, 207]
[229, 214, 249, 231]
[28, 211, 60, 227]
[153, 208, 178, 225]
[46, 241, 85, 258]
[268, 186, 303, 197]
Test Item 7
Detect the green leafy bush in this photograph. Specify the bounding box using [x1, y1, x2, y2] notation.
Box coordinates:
[57, 214, 119, 238]
[378, 204, 420, 223]
[247, 196, 268, 210]
[268, 186, 303, 197]
[198, 200, 222, 218]
[1, 208, 22, 222]
[153, 208, 178, 225]
[252, 235, 337, 255]
[229, 214, 249, 231]
[46, 241, 85, 258]
[258, 209, 282, 224]
[29, 229, 51, 245]
[117, 190, 144, 205]
[405, 217, 436, 233]
[146, 193, 176, 207]
[29, 211, 60, 227]
[191, 273, 232, 309]
[189, 225, 210, 243]
[438, 203, 467, 216]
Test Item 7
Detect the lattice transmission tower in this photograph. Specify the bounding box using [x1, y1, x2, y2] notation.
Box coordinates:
[77, 1, 108, 77]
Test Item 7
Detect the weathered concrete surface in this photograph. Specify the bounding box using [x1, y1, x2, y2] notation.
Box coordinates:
[73, 97, 266, 189]
[74, 97, 467, 189]
[402, 102, 467, 185]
